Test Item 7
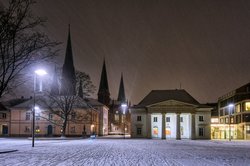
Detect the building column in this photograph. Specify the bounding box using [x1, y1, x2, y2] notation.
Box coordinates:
[162, 113, 166, 139]
[176, 113, 181, 140]
[146, 113, 152, 138]
[191, 113, 196, 140]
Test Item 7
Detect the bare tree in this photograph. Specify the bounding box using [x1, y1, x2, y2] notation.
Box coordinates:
[0, 0, 59, 98]
[75, 70, 96, 97]
[39, 69, 96, 137]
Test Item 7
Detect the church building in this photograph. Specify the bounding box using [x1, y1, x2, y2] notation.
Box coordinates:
[130, 89, 212, 139]
[97, 60, 130, 135]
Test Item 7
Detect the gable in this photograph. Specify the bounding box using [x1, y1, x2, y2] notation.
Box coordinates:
[147, 100, 197, 108]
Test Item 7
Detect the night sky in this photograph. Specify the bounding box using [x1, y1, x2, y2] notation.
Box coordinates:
[19, 0, 250, 104]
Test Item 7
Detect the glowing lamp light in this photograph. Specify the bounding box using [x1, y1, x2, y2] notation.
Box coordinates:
[34, 106, 40, 110]
[35, 69, 47, 76]
[121, 103, 127, 108]
[228, 104, 234, 108]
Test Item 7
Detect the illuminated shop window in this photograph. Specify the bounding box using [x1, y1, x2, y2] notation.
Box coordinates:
[153, 126, 158, 137]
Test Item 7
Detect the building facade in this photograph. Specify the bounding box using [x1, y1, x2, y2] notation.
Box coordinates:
[8, 97, 108, 137]
[130, 90, 212, 139]
[216, 82, 250, 140]
[0, 103, 10, 136]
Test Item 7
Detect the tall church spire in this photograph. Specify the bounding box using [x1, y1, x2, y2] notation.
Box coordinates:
[117, 73, 126, 103]
[98, 59, 110, 106]
[50, 66, 59, 96]
[61, 24, 76, 95]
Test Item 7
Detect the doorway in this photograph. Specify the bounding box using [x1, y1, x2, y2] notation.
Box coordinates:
[2, 125, 8, 135]
[47, 125, 53, 136]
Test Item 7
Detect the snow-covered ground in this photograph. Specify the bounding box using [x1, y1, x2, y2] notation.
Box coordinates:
[0, 138, 250, 166]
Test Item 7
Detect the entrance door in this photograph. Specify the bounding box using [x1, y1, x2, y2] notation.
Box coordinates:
[2, 125, 8, 135]
[47, 125, 53, 136]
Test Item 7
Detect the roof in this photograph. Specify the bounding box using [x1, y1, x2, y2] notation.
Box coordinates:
[136, 89, 200, 107]
[2, 98, 30, 108]
[11, 96, 101, 110]
[0, 102, 8, 111]
[85, 98, 104, 107]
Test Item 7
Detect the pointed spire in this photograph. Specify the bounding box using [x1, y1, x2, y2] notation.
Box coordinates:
[61, 24, 76, 95]
[78, 80, 83, 98]
[98, 59, 110, 106]
[117, 73, 126, 103]
[50, 66, 59, 96]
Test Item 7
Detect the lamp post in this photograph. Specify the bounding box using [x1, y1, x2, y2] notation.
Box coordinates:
[228, 104, 234, 141]
[32, 69, 47, 147]
[121, 103, 127, 139]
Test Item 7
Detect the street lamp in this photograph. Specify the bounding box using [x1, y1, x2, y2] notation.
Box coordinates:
[228, 103, 234, 141]
[121, 103, 127, 139]
[32, 69, 47, 147]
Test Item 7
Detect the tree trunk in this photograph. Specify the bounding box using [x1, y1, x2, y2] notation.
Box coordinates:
[61, 117, 68, 137]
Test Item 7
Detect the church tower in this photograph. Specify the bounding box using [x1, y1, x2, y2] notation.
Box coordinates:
[61, 25, 76, 95]
[98, 59, 110, 106]
[117, 73, 126, 103]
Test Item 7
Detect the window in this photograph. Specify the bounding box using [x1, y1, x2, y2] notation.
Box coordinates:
[219, 109, 224, 116]
[199, 116, 204, 122]
[71, 126, 76, 133]
[243, 114, 250, 122]
[25, 112, 30, 120]
[220, 118, 224, 123]
[71, 112, 76, 120]
[115, 114, 119, 121]
[24, 126, 30, 132]
[49, 113, 53, 120]
[245, 102, 250, 111]
[137, 116, 141, 121]
[199, 128, 204, 136]
[35, 113, 40, 120]
[166, 117, 170, 122]
[153, 117, 157, 122]
[236, 104, 241, 113]
[0, 113, 6, 119]
[236, 115, 241, 123]
[180, 117, 183, 122]
[211, 118, 219, 123]
[137, 127, 142, 135]
[230, 117, 234, 123]
[246, 125, 250, 134]
[225, 117, 229, 123]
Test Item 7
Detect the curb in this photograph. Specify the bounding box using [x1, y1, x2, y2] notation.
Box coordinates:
[0, 150, 18, 154]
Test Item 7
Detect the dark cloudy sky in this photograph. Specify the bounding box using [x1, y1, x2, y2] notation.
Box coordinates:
[28, 0, 250, 104]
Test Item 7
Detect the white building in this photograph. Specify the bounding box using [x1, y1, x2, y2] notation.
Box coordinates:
[130, 90, 212, 139]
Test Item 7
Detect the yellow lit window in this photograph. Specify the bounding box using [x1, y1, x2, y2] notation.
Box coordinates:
[236, 104, 241, 113]
[211, 118, 219, 123]
[246, 102, 250, 111]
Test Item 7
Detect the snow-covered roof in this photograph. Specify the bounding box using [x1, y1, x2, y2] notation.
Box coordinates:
[136, 89, 200, 107]
[11, 95, 100, 110]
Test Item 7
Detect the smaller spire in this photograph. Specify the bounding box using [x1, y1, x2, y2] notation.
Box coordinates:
[117, 73, 126, 103]
[78, 80, 83, 98]
[98, 59, 110, 106]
